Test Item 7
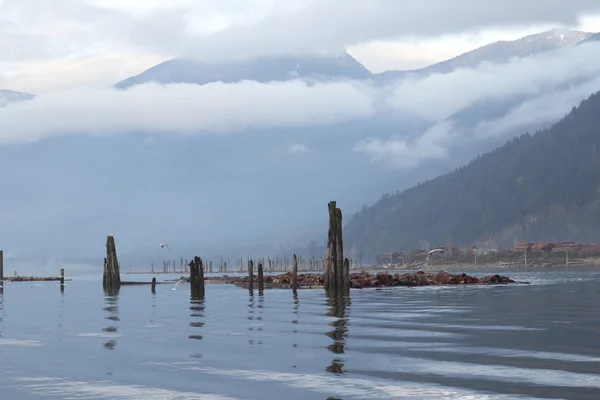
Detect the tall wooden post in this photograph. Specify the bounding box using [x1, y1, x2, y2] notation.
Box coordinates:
[248, 259, 254, 294]
[103, 236, 121, 293]
[343, 258, 350, 294]
[198, 258, 205, 298]
[189, 256, 205, 299]
[257, 262, 264, 295]
[292, 254, 298, 294]
[0, 250, 3, 287]
[151, 277, 156, 293]
[324, 201, 348, 294]
[60, 268, 65, 292]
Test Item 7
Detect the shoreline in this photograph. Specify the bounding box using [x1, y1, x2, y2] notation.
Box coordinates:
[191, 271, 527, 289]
[2, 276, 70, 282]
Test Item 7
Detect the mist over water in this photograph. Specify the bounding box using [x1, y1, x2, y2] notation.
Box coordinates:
[0, 269, 599, 399]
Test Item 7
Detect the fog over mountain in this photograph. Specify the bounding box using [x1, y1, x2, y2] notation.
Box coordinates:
[2, 26, 600, 270]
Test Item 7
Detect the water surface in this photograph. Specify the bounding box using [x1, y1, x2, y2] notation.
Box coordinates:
[0, 269, 599, 399]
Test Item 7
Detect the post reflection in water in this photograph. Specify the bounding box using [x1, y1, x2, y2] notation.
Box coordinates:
[189, 299, 205, 341]
[324, 293, 350, 374]
[0, 289, 4, 341]
[247, 295, 263, 346]
[58, 290, 65, 338]
[102, 288, 120, 350]
[291, 294, 299, 348]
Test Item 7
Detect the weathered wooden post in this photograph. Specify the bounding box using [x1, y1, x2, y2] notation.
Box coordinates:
[257, 262, 264, 295]
[324, 201, 348, 294]
[248, 259, 254, 294]
[0, 250, 3, 287]
[189, 257, 205, 299]
[189, 259, 197, 295]
[198, 257, 205, 298]
[60, 268, 65, 292]
[103, 236, 121, 293]
[151, 277, 156, 293]
[292, 254, 298, 294]
[343, 258, 350, 294]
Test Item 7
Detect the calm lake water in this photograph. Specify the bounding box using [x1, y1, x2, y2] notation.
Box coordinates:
[1, 269, 599, 399]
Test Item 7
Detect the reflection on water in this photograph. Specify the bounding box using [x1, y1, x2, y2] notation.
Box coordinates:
[189, 299, 205, 341]
[58, 290, 64, 340]
[291, 294, 299, 348]
[325, 293, 350, 375]
[247, 295, 263, 346]
[103, 293, 119, 350]
[1, 270, 600, 400]
[0, 290, 3, 341]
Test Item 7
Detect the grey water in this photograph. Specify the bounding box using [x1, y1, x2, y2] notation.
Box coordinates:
[0, 269, 599, 399]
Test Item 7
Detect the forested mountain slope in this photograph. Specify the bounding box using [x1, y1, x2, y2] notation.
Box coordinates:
[345, 91, 600, 261]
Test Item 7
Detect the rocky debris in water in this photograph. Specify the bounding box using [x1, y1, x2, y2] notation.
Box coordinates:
[195, 271, 521, 289]
[349, 271, 516, 287]
[4, 276, 65, 282]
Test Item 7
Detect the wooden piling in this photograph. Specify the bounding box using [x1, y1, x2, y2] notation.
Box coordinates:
[0, 250, 3, 286]
[343, 258, 350, 293]
[258, 262, 264, 295]
[60, 268, 65, 292]
[324, 201, 348, 294]
[103, 236, 121, 293]
[248, 259, 254, 294]
[292, 254, 298, 293]
[189, 256, 205, 299]
[151, 277, 156, 293]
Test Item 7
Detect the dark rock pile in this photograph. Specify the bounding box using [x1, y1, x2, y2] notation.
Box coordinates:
[4, 276, 63, 282]
[202, 270, 521, 289]
[348, 271, 516, 288]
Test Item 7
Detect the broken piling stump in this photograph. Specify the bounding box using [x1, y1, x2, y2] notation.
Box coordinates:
[60, 268, 65, 292]
[0, 249, 4, 288]
[103, 236, 121, 294]
[151, 277, 156, 293]
[324, 201, 349, 295]
[248, 259, 254, 294]
[189, 257, 205, 299]
[258, 262, 264, 295]
[292, 254, 298, 294]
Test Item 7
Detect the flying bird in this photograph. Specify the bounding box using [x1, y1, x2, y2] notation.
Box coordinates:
[159, 243, 171, 251]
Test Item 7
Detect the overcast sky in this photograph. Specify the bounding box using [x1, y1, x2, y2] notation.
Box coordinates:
[3, 0, 600, 260]
[1, 0, 600, 93]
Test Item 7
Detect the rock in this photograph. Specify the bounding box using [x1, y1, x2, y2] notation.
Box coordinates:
[197, 270, 518, 290]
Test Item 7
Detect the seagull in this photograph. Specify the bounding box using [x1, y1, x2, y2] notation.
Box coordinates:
[159, 243, 171, 251]
[172, 278, 183, 291]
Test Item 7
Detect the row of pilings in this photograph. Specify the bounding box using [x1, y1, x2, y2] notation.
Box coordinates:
[101, 200, 351, 298]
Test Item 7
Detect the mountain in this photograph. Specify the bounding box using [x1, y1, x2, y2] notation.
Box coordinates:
[580, 32, 600, 45]
[115, 52, 371, 89]
[115, 29, 591, 90]
[376, 29, 591, 83]
[0, 90, 34, 108]
[344, 90, 600, 262]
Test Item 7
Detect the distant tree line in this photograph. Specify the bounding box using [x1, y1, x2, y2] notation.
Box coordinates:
[344, 91, 600, 262]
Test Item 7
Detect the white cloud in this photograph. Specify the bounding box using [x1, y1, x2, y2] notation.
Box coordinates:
[289, 143, 314, 154]
[170, 0, 600, 62]
[355, 41, 600, 168]
[1, 0, 599, 91]
[0, 80, 375, 145]
[2, 39, 600, 171]
[354, 122, 452, 169]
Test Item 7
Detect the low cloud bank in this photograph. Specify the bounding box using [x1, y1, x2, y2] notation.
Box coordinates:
[2, 42, 600, 169]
